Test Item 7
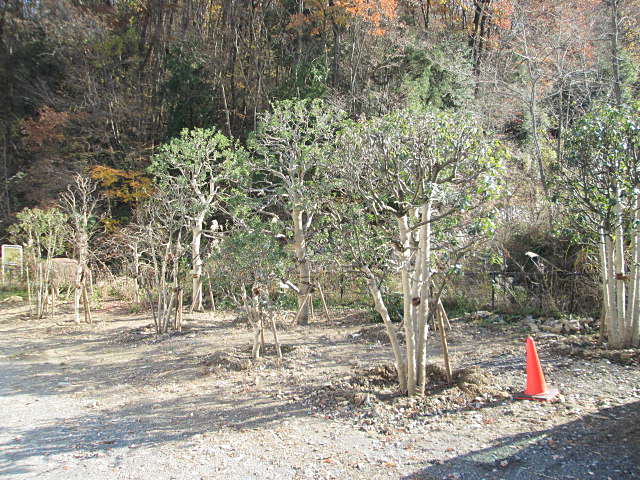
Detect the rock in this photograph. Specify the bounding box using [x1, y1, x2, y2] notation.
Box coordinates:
[563, 319, 581, 333]
[520, 317, 540, 333]
[352, 392, 371, 407]
[541, 319, 563, 334]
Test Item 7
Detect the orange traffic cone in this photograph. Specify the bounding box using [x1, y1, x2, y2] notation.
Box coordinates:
[516, 337, 559, 401]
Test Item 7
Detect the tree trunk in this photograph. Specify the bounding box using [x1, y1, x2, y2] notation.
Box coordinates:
[82, 285, 92, 325]
[598, 230, 611, 343]
[191, 213, 205, 312]
[420, 0, 431, 30]
[614, 201, 626, 344]
[363, 265, 407, 394]
[133, 245, 141, 303]
[529, 88, 554, 230]
[74, 263, 83, 324]
[331, 20, 340, 89]
[610, 0, 622, 105]
[470, 0, 491, 77]
[605, 234, 620, 347]
[292, 196, 310, 325]
[630, 197, 640, 346]
[242, 284, 263, 359]
[398, 215, 417, 396]
[416, 202, 432, 395]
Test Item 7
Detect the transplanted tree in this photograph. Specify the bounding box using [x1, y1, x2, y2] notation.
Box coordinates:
[149, 128, 238, 312]
[331, 108, 506, 396]
[9, 207, 68, 319]
[248, 99, 346, 325]
[131, 183, 191, 334]
[561, 102, 640, 348]
[59, 173, 101, 324]
[211, 218, 288, 358]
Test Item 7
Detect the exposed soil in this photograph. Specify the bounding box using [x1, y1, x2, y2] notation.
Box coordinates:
[0, 300, 639, 480]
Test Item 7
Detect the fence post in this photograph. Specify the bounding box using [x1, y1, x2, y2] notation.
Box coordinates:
[490, 272, 497, 312]
[568, 274, 576, 314]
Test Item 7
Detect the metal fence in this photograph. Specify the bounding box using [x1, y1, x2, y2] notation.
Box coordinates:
[462, 270, 602, 315]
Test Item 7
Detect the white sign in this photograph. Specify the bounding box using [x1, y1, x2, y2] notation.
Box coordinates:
[1, 244, 23, 279]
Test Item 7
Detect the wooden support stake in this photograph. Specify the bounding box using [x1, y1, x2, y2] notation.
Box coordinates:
[318, 283, 331, 321]
[180, 290, 184, 331]
[26, 266, 33, 318]
[208, 279, 216, 314]
[50, 286, 55, 322]
[440, 302, 451, 330]
[88, 268, 94, 301]
[292, 291, 311, 325]
[309, 294, 314, 320]
[252, 311, 262, 359]
[437, 303, 453, 384]
[260, 313, 265, 353]
[599, 301, 606, 343]
[82, 286, 93, 325]
[176, 289, 183, 332]
[175, 290, 180, 328]
[270, 315, 282, 359]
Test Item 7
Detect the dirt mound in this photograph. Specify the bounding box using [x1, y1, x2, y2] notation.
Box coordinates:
[203, 351, 252, 371]
[117, 324, 194, 344]
[241, 343, 296, 357]
[302, 361, 508, 436]
[349, 324, 405, 344]
[350, 364, 398, 387]
[456, 366, 495, 394]
[348, 363, 495, 400]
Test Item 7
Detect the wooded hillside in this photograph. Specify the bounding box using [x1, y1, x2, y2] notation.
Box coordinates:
[2, 0, 637, 214]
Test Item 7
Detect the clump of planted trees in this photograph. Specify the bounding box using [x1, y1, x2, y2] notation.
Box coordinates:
[329, 108, 507, 395]
[10, 174, 100, 323]
[8, 95, 640, 397]
[560, 102, 640, 348]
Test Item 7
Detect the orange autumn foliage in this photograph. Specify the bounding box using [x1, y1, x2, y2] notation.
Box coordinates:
[338, 0, 397, 35]
[288, 0, 397, 37]
[90, 165, 153, 204]
[491, 0, 514, 30]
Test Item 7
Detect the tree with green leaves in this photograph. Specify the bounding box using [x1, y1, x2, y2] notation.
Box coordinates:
[211, 218, 288, 358]
[149, 128, 239, 313]
[248, 99, 346, 325]
[131, 182, 191, 335]
[9, 207, 68, 319]
[332, 108, 506, 396]
[561, 102, 640, 348]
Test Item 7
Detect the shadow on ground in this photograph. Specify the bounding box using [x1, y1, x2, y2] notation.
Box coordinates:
[403, 400, 640, 480]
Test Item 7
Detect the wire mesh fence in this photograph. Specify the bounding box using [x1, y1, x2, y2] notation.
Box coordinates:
[443, 270, 601, 316]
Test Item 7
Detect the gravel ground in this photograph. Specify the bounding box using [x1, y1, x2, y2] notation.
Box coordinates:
[0, 300, 639, 480]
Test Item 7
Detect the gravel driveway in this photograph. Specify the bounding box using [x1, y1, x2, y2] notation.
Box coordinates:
[1, 301, 639, 479]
